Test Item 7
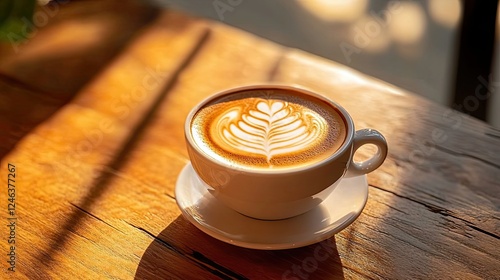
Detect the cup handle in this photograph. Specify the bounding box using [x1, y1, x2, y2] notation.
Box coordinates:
[345, 128, 388, 177]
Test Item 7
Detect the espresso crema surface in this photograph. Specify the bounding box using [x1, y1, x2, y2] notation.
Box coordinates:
[191, 89, 347, 169]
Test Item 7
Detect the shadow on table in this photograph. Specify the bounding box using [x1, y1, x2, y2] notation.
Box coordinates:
[0, 0, 157, 160]
[135, 216, 345, 279]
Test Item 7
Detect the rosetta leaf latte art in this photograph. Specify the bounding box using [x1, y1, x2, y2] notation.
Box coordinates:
[213, 99, 324, 165]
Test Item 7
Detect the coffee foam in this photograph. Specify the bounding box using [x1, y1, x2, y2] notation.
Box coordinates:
[191, 89, 347, 169]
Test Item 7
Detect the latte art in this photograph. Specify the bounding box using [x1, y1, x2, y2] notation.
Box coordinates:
[191, 89, 347, 169]
[212, 100, 326, 164]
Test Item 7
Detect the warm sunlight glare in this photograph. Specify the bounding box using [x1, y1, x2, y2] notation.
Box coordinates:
[297, 0, 368, 23]
[388, 2, 426, 45]
[351, 15, 391, 53]
[428, 0, 462, 28]
[37, 0, 51, 5]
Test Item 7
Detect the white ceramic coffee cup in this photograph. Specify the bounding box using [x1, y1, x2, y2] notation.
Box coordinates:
[184, 85, 388, 220]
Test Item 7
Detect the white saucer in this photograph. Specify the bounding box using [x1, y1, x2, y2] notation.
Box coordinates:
[175, 163, 368, 250]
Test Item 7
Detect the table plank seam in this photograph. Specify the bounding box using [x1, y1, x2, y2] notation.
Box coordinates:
[370, 184, 499, 240]
[467, 225, 500, 240]
[431, 143, 500, 169]
[485, 132, 500, 139]
[370, 184, 451, 216]
[0, 71, 57, 98]
[68, 202, 125, 234]
[126, 221, 247, 280]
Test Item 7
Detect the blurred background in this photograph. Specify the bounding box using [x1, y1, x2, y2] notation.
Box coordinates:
[152, 0, 500, 128]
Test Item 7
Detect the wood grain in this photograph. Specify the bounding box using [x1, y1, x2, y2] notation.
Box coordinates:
[0, 0, 158, 159]
[0, 1, 498, 279]
[1, 6, 213, 280]
[273, 51, 500, 278]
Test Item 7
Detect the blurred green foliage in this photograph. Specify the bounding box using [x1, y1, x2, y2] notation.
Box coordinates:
[0, 0, 36, 42]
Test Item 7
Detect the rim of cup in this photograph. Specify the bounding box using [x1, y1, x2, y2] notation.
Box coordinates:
[184, 84, 355, 174]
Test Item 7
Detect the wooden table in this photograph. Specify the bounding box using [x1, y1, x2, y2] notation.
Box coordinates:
[1, 1, 499, 279]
